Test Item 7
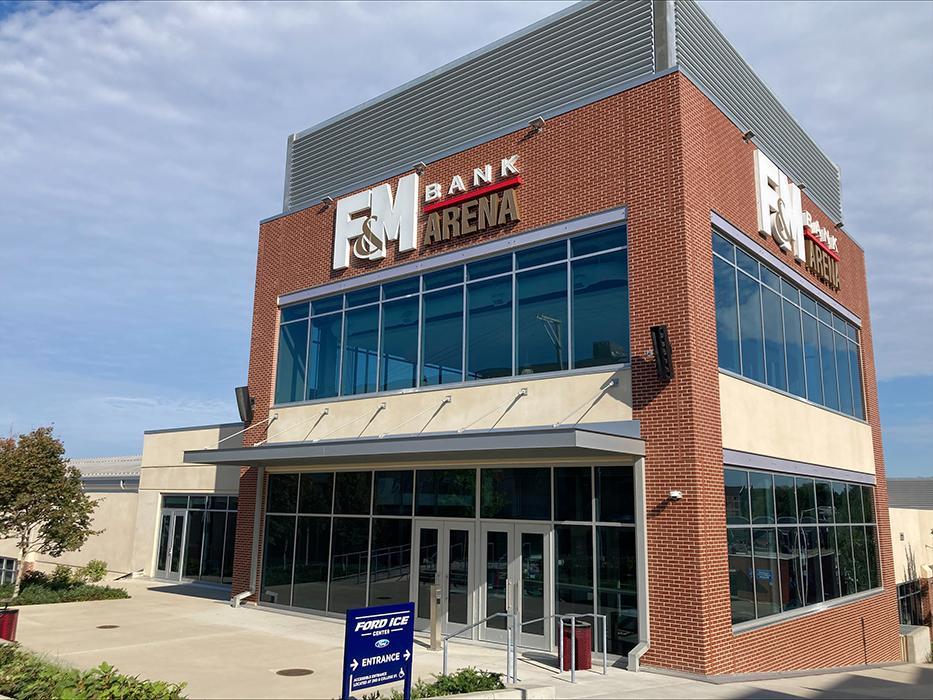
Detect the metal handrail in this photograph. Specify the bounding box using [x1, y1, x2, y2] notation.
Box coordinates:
[514, 612, 608, 683]
[442, 611, 517, 684]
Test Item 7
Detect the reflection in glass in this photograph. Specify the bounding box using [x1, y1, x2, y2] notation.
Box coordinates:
[516, 265, 568, 374]
[595, 467, 634, 523]
[762, 286, 787, 391]
[572, 250, 629, 367]
[481, 468, 550, 520]
[222, 512, 236, 584]
[819, 526, 841, 600]
[852, 525, 869, 593]
[417, 528, 438, 619]
[750, 472, 775, 524]
[796, 478, 816, 524]
[738, 272, 765, 383]
[467, 277, 512, 380]
[849, 339, 864, 419]
[267, 473, 299, 514]
[774, 476, 797, 524]
[415, 469, 476, 518]
[802, 314, 823, 405]
[421, 287, 464, 386]
[261, 515, 295, 605]
[784, 300, 806, 397]
[714, 256, 740, 374]
[328, 518, 369, 614]
[848, 484, 865, 523]
[522, 533, 546, 637]
[752, 528, 781, 617]
[597, 527, 637, 654]
[485, 530, 508, 631]
[555, 467, 592, 522]
[343, 306, 379, 396]
[381, 297, 419, 391]
[833, 481, 850, 523]
[373, 470, 413, 516]
[275, 320, 308, 404]
[836, 525, 857, 596]
[157, 515, 170, 571]
[298, 472, 333, 514]
[800, 527, 822, 606]
[334, 471, 372, 515]
[815, 480, 834, 524]
[448, 530, 470, 626]
[369, 519, 412, 606]
[170, 514, 185, 574]
[724, 469, 750, 525]
[556, 525, 593, 619]
[728, 529, 755, 623]
[777, 527, 802, 611]
[819, 322, 839, 411]
[200, 510, 226, 583]
[308, 314, 341, 400]
[293, 517, 330, 611]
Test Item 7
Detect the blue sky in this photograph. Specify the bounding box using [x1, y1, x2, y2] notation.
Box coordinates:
[0, 1, 930, 477]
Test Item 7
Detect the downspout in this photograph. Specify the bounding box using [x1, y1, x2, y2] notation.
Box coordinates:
[628, 456, 651, 671]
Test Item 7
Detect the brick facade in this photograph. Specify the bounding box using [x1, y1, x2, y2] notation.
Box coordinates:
[231, 70, 900, 675]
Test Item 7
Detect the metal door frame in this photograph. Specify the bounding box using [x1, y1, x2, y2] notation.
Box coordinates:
[478, 522, 552, 650]
[411, 521, 475, 637]
[155, 509, 188, 580]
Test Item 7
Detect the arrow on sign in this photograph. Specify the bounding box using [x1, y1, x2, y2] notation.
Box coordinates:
[404, 650, 411, 662]
[350, 659, 359, 672]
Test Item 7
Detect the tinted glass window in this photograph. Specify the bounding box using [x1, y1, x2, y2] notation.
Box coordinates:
[328, 518, 369, 613]
[466, 277, 512, 380]
[714, 256, 740, 374]
[555, 525, 594, 618]
[728, 528, 755, 623]
[415, 469, 476, 518]
[481, 468, 550, 520]
[815, 480, 834, 523]
[783, 300, 806, 397]
[373, 470, 413, 516]
[774, 476, 797, 524]
[752, 528, 781, 617]
[713, 232, 734, 261]
[267, 473, 298, 513]
[796, 478, 816, 524]
[832, 481, 850, 523]
[572, 226, 626, 256]
[847, 483, 865, 523]
[750, 472, 775, 525]
[724, 469, 750, 525]
[298, 473, 332, 514]
[516, 240, 565, 269]
[555, 467, 592, 521]
[282, 303, 309, 323]
[380, 297, 419, 391]
[346, 286, 380, 307]
[818, 322, 839, 410]
[849, 340, 864, 419]
[308, 314, 341, 400]
[293, 517, 330, 611]
[382, 277, 419, 299]
[467, 254, 511, 280]
[595, 467, 635, 523]
[311, 295, 343, 315]
[596, 526, 637, 654]
[516, 265, 568, 374]
[421, 287, 464, 386]
[423, 266, 464, 290]
[738, 272, 765, 383]
[342, 306, 379, 395]
[334, 471, 371, 515]
[572, 250, 629, 367]
[369, 519, 412, 605]
[802, 314, 823, 405]
[261, 515, 295, 605]
[778, 527, 802, 611]
[735, 248, 758, 277]
[274, 320, 308, 404]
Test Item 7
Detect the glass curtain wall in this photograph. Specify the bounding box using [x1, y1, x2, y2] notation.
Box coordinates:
[273, 225, 629, 404]
[712, 231, 864, 419]
[724, 468, 879, 625]
[162, 495, 239, 584]
[260, 465, 638, 655]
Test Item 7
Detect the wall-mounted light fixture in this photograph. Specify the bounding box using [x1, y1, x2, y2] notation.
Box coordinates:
[321, 195, 334, 207]
[413, 161, 427, 174]
[797, 182, 807, 191]
[669, 490, 683, 501]
[529, 116, 546, 132]
[835, 221, 844, 229]
[742, 130, 755, 142]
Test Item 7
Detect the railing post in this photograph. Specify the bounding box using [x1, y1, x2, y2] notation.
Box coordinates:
[601, 614, 607, 675]
[558, 617, 564, 675]
[429, 584, 440, 651]
[570, 616, 576, 684]
[442, 638, 448, 675]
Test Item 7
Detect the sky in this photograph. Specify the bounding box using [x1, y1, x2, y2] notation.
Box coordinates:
[0, 1, 930, 477]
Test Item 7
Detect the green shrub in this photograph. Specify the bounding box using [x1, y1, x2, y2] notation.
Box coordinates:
[50, 565, 74, 588]
[11, 583, 129, 606]
[78, 559, 108, 583]
[362, 668, 504, 699]
[19, 570, 49, 589]
[0, 643, 186, 699]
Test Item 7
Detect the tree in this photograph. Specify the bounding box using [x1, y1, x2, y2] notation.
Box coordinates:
[0, 427, 99, 595]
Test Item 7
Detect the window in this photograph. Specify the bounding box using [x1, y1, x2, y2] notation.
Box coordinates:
[480, 468, 550, 520]
[0, 558, 16, 587]
[724, 466, 880, 626]
[274, 226, 629, 403]
[415, 469, 475, 518]
[712, 232, 864, 419]
[898, 580, 925, 626]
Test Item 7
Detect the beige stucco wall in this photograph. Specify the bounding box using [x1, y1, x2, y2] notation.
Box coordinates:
[719, 373, 875, 475]
[265, 367, 631, 444]
[0, 490, 139, 575]
[889, 507, 933, 584]
[132, 424, 243, 576]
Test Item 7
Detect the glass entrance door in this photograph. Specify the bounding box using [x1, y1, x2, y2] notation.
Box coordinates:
[413, 522, 473, 636]
[155, 510, 187, 580]
[480, 523, 551, 649]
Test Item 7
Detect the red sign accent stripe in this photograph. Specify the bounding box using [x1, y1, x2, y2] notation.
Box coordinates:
[423, 175, 523, 213]
[804, 228, 840, 261]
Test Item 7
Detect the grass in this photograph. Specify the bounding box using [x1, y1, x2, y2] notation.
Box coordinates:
[0, 643, 186, 699]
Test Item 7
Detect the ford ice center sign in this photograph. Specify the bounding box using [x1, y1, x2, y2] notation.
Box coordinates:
[342, 602, 414, 699]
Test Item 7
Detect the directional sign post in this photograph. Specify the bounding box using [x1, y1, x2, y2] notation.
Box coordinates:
[342, 602, 414, 700]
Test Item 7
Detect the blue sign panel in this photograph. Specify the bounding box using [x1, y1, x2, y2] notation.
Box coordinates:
[342, 602, 414, 699]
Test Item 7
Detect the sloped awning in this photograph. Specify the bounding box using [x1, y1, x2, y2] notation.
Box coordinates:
[182, 421, 643, 468]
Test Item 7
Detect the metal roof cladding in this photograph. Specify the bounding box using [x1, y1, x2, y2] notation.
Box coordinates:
[279, 0, 843, 225]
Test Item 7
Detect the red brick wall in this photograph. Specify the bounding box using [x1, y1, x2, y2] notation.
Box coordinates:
[231, 70, 900, 675]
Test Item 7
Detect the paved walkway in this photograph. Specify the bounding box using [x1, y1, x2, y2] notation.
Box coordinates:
[12, 579, 933, 699]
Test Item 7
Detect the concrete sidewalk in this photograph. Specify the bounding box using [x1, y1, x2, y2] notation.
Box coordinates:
[11, 579, 933, 699]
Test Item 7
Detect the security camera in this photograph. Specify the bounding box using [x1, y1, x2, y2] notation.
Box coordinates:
[669, 490, 683, 501]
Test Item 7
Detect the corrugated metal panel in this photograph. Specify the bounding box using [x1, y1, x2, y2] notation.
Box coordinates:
[889, 479, 933, 510]
[673, 0, 843, 222]
[284, 0, 655, 213]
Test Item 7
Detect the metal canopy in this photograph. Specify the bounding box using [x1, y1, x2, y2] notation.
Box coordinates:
[183, 421, 643, 468]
